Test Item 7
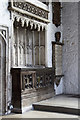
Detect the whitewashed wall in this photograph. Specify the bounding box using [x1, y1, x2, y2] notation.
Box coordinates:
[62, 2, 78, 94]
[0, 0, 12, 114]
[47, 2, 63, 95]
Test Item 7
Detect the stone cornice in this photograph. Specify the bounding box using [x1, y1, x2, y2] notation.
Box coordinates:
[8, 0, 50, 23]
[13, 12, 47, 31]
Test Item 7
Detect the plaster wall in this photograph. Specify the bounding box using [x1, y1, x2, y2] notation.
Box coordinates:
[78, 2, 80, 95]
[0, 0, 12, 114]
[47, 2, 62, 67]
[46, 2, 63, 95]
[62, 2, 78, 94]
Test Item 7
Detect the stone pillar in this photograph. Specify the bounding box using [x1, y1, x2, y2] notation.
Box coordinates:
[16, 26, 19, 66]
[45, 26, 48, 67]
[39, 31, 41, 65]
[11, 18, 15, 67]
[0, 40, 2, 115]
[0, 34, 6, 115]
[12, 21, 16, 66]
[25, 28, 27, 66]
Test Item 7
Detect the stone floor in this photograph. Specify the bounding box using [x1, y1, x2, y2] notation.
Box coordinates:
[0, 110, 78, 119]
[33, 94, 79, 109]
[0, 94, 80, 119]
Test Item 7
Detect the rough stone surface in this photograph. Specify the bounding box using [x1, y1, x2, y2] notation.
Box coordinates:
[62, 2, 78, 94]
[78, 2, 80, 95]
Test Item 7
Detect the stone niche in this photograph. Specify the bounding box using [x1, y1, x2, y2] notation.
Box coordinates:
[53, 2, 61, 27]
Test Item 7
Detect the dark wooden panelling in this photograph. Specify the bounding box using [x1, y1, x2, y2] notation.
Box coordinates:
[11, 67, 54, 113]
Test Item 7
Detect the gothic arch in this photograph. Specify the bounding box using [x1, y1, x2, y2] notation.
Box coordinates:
[0, 27, 8, 115]
[0, 32, 7, 44]
[0, 33, 6, 115]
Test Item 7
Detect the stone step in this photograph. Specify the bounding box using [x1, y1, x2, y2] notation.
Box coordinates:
[32, 95, 80, 115]
[33, 104, 80, 115]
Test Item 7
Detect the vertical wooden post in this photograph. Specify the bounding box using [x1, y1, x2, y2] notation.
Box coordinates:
[32, 72, 36, 88]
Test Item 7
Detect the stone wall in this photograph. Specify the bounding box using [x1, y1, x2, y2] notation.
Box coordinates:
[47, 2, 62, 68]
[78, 2, 80, 95]
[62, 2, 78, 94]
[47, 2, 63, 95]
[0, 0, 12, 115]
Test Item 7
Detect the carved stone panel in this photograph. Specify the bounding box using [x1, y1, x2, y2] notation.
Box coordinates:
[34, 31, 39, 46]
[40, 46, 45, 65]
[40, 31, 45, 46]
[40, 31, 45, 65]
[34, 46, 39, 65]
[13, 20, 45, 67]
[27, 30, 33, 65]
[34, 31, 39, 65]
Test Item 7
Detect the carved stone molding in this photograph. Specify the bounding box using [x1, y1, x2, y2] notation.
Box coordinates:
[0, 26, 9, 115]
[13, 13, 46, 31]
[8, 0, 49, 23]
[13, 2, 48, 19]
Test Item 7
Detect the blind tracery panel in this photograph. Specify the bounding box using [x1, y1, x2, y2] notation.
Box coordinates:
[13, 23, 45, 67]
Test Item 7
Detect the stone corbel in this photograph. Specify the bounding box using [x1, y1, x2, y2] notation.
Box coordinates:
[45, 25, 47, 31]
[42, 25, 45, 31]
[16, 16, 20, 22]
[25, 19, 29, 27]
[34, 23, 37, 29]
[12, 13, 47, 31]
[38, 24, 41, 31]
[30, 21, 34, 29]
[21, 18, 25, 27]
